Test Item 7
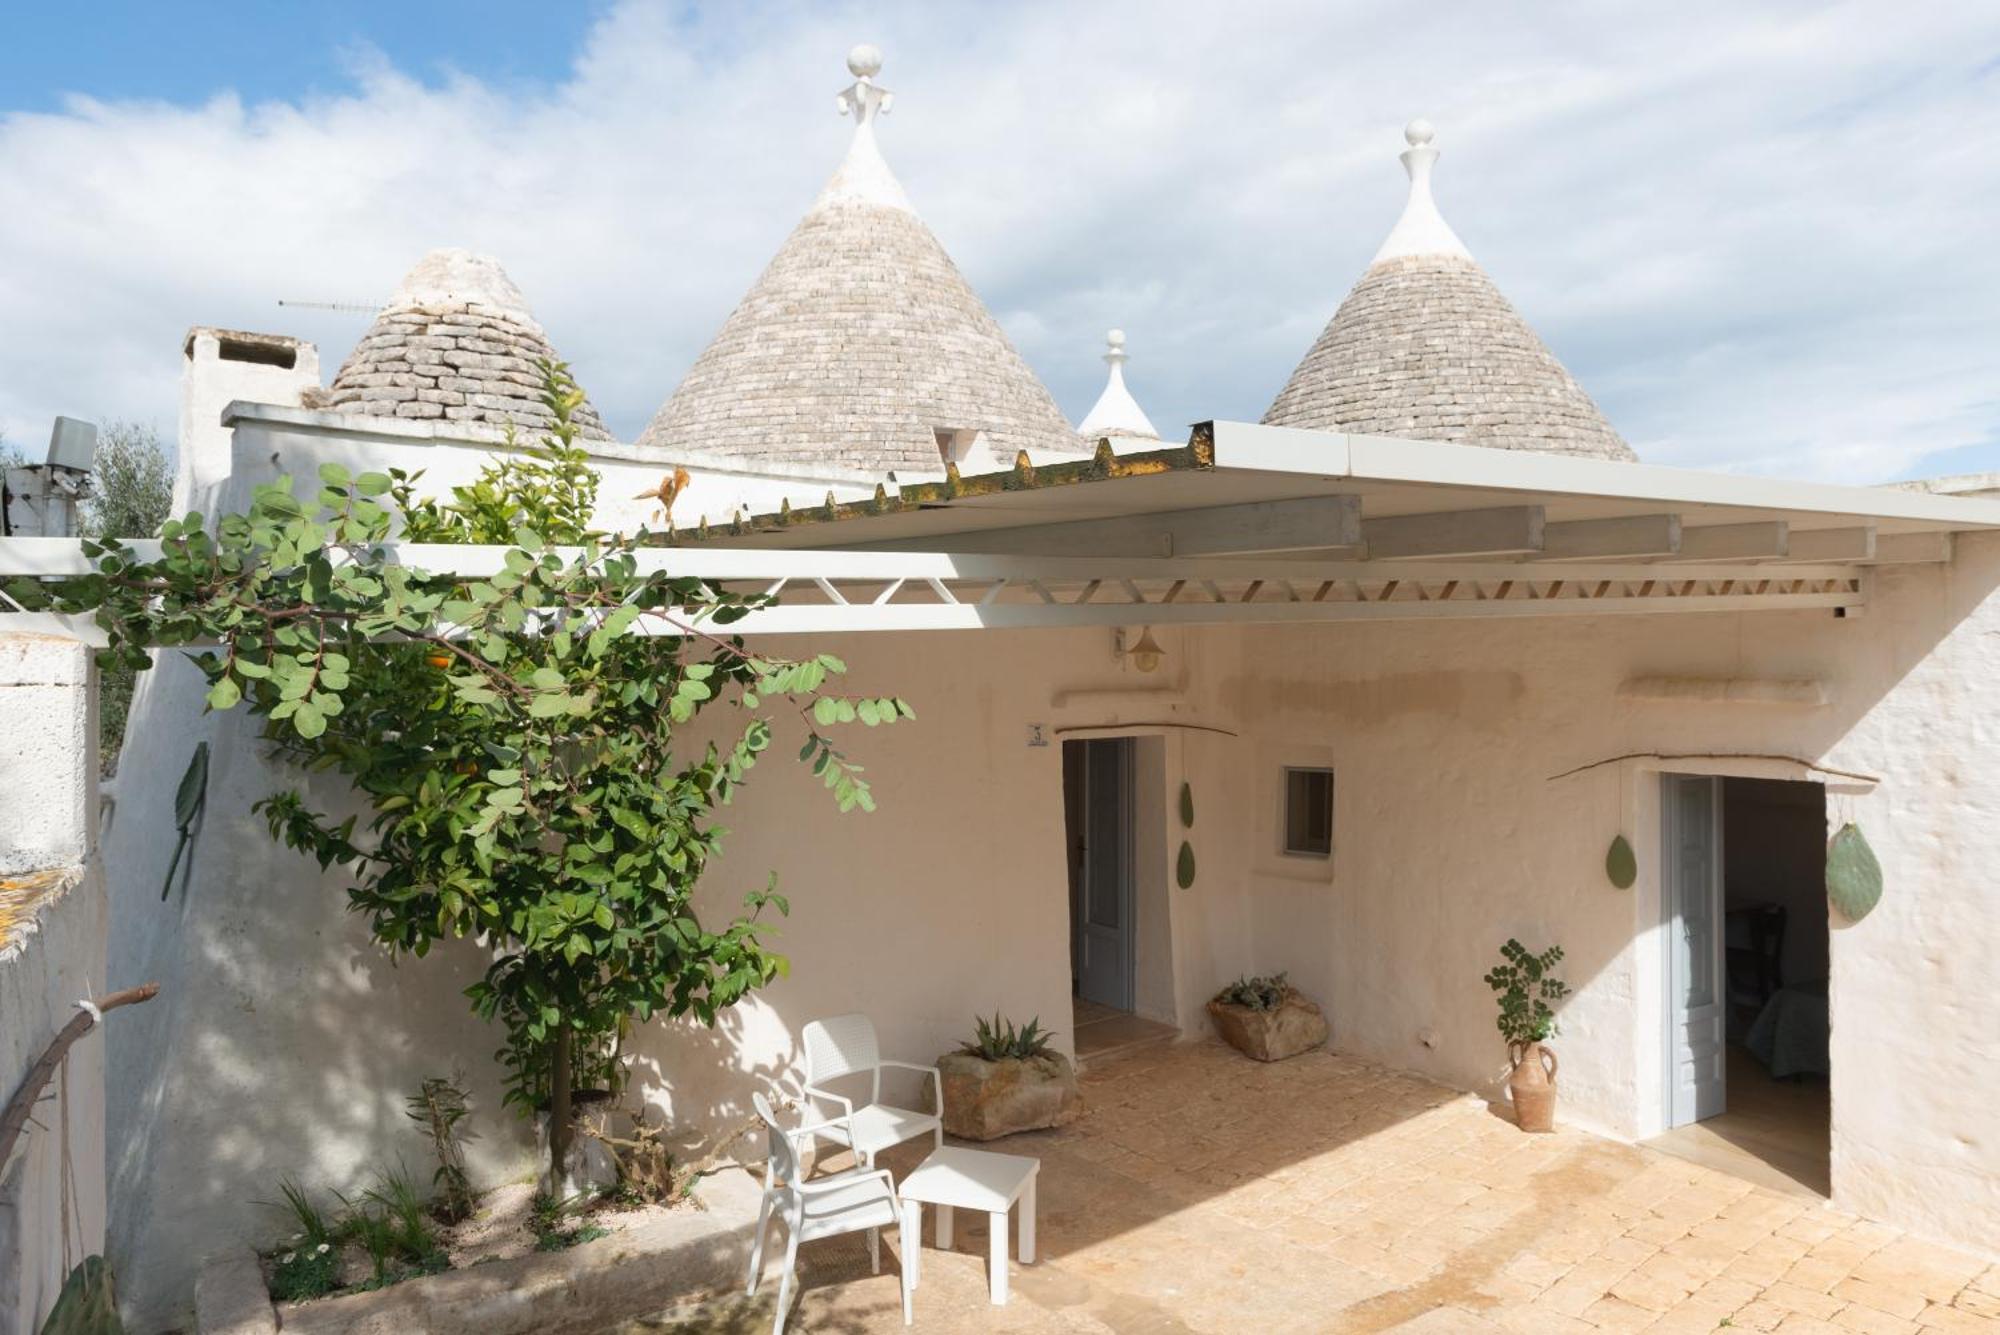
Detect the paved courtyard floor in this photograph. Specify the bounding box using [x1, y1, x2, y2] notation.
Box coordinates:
[657, 1040, 1999, 1334]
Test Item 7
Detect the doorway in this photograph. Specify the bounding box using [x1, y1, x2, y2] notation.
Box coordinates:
[1652, 774, 1830, 1197]
[1067, 737, 1135, 1011]
[1063, 737, 1177, 1063]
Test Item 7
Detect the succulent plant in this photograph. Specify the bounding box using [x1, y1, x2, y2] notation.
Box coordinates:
[1213, 973, 1289, 1012]
[961, 1012, 1057, 1061]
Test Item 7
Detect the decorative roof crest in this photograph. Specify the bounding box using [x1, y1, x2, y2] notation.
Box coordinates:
[1077, 329, 1161, 440]
[1371, 118, 1472, 264]
[818, 44, 910, 213]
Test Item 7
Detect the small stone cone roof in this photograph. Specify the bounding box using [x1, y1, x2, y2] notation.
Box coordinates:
[1263, 122, 1634, 462]
[1076, 330, 1160, 441]
[317, 249, 611, 439]
[635, 48, 1082, 474]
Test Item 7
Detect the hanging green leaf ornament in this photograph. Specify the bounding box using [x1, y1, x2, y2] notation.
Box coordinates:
[1177, 840, 1197, 889]
[1826, 822, 1883, 922]
[1179, 782, 1195, 828]
[1605, 834, 1637, 890]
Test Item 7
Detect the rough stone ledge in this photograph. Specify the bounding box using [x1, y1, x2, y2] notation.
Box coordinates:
[209, 1168, 765, 1335]
[194, 1248, 279, 1335]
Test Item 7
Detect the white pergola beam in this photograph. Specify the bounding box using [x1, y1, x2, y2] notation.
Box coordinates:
[1362, 505, 1545, 560]
[1666, 522, 1789, 562]
[1535, 513, 1682, 561]
[1868, 532, 1953, 565]
[859, 495, 1363, 558]
[1776, 527, 1875, 564]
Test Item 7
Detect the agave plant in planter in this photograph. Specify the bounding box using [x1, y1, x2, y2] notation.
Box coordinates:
[1207, 972, 1329, 1062]
[933, 1013, 1082, 1141]
[1484, 939, 1569, 1132]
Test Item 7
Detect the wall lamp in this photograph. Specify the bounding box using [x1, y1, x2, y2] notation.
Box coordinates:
[1114, 626, 1167, 674]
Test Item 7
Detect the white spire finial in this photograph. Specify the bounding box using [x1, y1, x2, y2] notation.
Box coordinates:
[818, 44, 910, 213]
[1078, 327, 1159, 441]
[1371, 117, 1471, 264]
[837, 44, 893, 126]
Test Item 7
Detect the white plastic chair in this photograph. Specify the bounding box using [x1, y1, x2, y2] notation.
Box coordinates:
[801, 1014, 944, 1168]
[746, 1092, 913, 1331]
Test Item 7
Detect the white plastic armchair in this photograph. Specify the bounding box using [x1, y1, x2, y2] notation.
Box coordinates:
[746, 1093, 913, 1332]
[801, 1013, 944, 1168]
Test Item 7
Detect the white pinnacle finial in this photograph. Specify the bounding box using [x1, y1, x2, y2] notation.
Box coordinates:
[1078, 328, 1159, 441]
[818, 44, 910, 213]
[1371, 117, 1471, 264]
[837, 44, 893, 126]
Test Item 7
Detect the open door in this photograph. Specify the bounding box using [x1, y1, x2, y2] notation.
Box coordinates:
[1067, 737, 1136, 1011]
[1663, 774, 1727, 1127]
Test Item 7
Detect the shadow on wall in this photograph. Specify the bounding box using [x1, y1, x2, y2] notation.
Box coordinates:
[102, 680, 538, 1330]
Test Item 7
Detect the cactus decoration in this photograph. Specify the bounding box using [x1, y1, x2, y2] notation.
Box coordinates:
[1605, 834, 1637, 890]
[1177, 840, 1197, 889]
[1825, 822, 1883, 923]
[1180, 782, 1195, 828]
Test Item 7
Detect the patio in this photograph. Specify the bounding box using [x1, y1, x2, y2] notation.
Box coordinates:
[648, 1040, 2000, 1334]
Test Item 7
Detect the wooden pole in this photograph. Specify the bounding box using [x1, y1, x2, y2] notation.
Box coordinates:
[0, 983, 159, 1171]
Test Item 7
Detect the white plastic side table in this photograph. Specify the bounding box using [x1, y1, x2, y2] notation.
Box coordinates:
[895, 1145, 1039, 1315]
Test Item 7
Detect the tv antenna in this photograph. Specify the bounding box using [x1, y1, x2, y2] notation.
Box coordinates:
[277, 298, 383, 315]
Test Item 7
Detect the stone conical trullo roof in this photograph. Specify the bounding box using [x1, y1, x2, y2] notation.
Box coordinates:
[1263, 122, 1634, 462]
[318, 249, 611, 439]
[635, 47, 1083, 474]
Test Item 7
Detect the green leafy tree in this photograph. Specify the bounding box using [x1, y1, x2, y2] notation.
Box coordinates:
[80, 420, 174, 543]
[78, 421, 176, 773]
[15, 363, 909, 1188]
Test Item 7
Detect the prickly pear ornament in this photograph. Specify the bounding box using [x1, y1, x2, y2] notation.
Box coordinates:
[1826, 823, 1883, 923]
[1605, 835, 1637, 890]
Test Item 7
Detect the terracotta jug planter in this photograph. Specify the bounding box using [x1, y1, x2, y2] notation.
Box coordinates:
[1507, 1041, 1558, 1132]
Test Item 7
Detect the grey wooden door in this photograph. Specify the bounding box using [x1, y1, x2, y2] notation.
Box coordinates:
[1075, 738, 1136, 1010]
[1663, 773, 1727, 1126]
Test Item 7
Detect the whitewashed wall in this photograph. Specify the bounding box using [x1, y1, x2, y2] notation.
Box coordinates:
[1208, 537, 2000, 1258]
[99, 364, 2000, 1325]
[0, 636, 108, 1335]
[99, 390, 956, 1330]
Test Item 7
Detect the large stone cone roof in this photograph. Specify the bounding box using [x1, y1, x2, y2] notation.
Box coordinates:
[1263, 124, 1634, 462]
[635, 55, 1081, 474]
[316, 250, 611, 440]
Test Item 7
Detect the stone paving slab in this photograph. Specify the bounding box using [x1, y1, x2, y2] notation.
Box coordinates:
[628, 1042, 1998, 1334]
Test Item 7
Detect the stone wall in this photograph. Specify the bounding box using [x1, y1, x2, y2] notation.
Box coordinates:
[0, 635, 108, 1335]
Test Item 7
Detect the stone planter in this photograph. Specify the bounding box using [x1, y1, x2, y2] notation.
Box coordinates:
[933, 1051, 1083, 1141]
[1207, 988, 1329, 1062]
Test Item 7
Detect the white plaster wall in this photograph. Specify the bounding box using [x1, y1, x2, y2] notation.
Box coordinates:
[0, 635, 108, 1335]
[219, 404, 876, 537]
[1203, 541, 2000, 1258]
[97, 379, 2000, 1322]
[97, 404, 1049, 1329]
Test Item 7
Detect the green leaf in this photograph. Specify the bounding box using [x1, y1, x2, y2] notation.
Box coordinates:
[292, 702, 326, 739]
[206, 676, 241, 711]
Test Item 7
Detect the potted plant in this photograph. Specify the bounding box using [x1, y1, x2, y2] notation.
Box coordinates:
[1483, 940, 1569, 1132]
[934, 1014, 1082, 1140]
[1207, 972, 1329, 1062]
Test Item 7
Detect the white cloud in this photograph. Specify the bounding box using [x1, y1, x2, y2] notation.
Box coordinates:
[2, 0, 1997, 483]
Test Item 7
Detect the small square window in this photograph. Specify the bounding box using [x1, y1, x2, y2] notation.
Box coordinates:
[1283, 767, 1334, 858]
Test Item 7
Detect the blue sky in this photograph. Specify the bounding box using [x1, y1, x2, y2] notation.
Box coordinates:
[2, 2, 1998, 483]
[1, 4, 604, 112]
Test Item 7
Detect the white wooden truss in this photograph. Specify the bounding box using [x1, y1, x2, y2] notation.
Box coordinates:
[0, 538, 1866, 641]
